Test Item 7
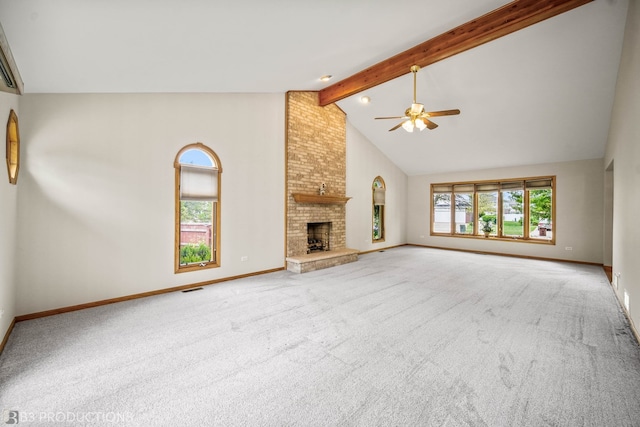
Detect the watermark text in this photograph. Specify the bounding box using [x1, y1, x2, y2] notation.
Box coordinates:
[3, 410, 134, 424]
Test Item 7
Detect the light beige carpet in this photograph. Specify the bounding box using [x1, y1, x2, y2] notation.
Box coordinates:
[1, 246, 639, 426]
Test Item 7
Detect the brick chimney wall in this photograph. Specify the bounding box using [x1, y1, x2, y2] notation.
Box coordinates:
[286, 91, 347, 257]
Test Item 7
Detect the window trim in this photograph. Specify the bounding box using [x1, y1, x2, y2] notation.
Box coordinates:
[174, 143, 223, 273]
[430, 176, 555, 244]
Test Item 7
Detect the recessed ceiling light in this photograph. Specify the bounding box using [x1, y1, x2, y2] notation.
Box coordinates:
[360, 96, 371, 104]
[320, 75, 332, 82]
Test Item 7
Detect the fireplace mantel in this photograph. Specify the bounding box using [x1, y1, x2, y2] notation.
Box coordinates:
[292, 193, 351, 205]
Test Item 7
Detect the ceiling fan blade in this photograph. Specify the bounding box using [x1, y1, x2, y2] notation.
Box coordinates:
[388, 122, 405, 132]
[424, 118, 439, 130]
[423, 109, 460, 117]
[375, 116, 405, 120]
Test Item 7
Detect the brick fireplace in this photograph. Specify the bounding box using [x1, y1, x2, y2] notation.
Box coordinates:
[285, 91, 358, 273]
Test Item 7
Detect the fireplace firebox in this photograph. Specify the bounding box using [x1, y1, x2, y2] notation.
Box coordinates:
[307, 222, 331, 253]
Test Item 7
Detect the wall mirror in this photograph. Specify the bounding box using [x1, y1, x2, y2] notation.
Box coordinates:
[6, 109, 19, 184]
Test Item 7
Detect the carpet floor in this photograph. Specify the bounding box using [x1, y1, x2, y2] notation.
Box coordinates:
[1, 246, 640, 426]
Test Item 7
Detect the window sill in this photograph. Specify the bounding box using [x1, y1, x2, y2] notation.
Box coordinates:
[175, 262, 220, 274]
[431, 233, 555, 244]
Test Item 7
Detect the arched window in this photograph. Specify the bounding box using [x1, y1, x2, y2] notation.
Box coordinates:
[174, 143, 222, 273]
[372, 176, 386, 242]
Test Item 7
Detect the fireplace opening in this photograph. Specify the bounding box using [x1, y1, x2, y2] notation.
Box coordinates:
[307, 222, 331, 253]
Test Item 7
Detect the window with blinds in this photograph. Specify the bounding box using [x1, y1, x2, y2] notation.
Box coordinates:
[430, 176, 554, 243]
[174, 143, 222, 273]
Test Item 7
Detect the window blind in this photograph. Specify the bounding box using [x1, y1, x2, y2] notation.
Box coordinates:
[453, 184, 474, 192]
[432, 184, 453, 193]
[180, 164, 218, 201]
[475, 183, 500, 192]
[526, 178, 553, 189]
[501, 181, 524, 190]
[373, 188, 386, 206]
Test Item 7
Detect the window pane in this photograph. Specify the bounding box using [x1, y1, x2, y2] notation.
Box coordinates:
[454, 193, 473, 234]
[179, 149, 214, 167]
[433, 193, 452, 233]
[502, 190, 524, 237]
[478, 192, 497, 236]
[179, 200, 214, 265]
[529, 189, 552, 240]
[373, 205, 383, 240]
[372, 177, 385, 241]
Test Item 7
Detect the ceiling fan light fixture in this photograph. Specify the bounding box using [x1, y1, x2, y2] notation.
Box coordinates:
[415, 118, 427, 131]
[410, 103, 423, 115]
[402, 120, 414, 132]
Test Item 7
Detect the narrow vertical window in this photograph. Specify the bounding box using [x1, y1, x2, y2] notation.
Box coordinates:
[174, 143, 222, 273]
[476, 183, 498, 237]
[372, 176, 386, 242]
[527, 179, 553, 241]
[454, 184, 474, 235]
[501, 182, 524, 238]
[432, 184, 452, 234]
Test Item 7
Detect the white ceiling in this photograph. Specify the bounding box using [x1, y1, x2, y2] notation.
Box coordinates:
[0, 0, 630, 176]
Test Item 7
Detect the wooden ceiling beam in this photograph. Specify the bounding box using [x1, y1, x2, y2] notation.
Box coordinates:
[318, 0, 593, 106]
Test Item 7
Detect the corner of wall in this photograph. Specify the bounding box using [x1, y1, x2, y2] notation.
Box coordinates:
[0, 91, 19, 349]
[604, 0, 640, 336]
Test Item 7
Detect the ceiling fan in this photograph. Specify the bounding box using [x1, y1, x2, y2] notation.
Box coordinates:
[375, 65, 460, 132]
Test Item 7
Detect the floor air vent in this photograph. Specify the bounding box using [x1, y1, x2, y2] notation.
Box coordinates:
[181, 287, 203, 293]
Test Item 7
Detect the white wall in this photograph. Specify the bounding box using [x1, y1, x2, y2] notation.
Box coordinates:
[604, 0, 640, 330]
[0, 91, 19, 340]
[17, 93, 285, 315]
[346, 121, 407, 251]
[407, 158, 604, 264]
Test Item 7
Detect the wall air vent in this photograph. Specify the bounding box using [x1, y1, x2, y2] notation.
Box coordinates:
[0, 51, 16, 88]
[0, 22, 23, 95]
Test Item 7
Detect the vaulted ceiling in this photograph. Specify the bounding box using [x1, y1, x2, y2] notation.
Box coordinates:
[0, 0, 629, 175]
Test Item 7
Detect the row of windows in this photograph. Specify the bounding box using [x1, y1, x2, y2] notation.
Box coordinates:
[431, 177, 555, 243]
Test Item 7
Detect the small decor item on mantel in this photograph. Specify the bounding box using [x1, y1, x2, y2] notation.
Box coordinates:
[319, 182, 326, 195]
